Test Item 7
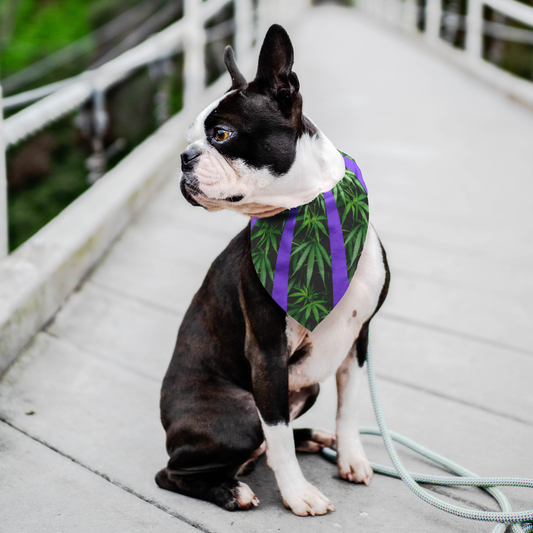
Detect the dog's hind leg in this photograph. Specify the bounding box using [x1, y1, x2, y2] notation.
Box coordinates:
[335, 323, 373, 485]
[157, 382, 264, 510]
[155, 467, 259, 510]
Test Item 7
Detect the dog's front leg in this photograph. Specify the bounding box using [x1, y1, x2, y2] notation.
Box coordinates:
[335, 325, 373, 485]
[241, 293, 334, 515]
[249, 348, 335, 516]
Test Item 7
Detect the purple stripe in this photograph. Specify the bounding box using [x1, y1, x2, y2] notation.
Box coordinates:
[343, 156, 367, 193]
[250, 217, 258, 230]
[323, 191, 350, 307]
[271, 207, 299, 312]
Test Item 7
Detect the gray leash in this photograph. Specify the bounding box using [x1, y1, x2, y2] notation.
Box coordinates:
[321, 336, 533, 533]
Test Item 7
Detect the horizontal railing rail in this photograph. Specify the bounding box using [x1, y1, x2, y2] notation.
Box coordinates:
[2, 0, 233, 148]
[1, 0, 313, 258]
[356, 0, 533, 108]
[0, 0, 311, 374]
[0, 0, 168, 96]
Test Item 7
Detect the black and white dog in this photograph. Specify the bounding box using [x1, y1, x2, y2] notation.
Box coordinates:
[156, 24, 390, 516]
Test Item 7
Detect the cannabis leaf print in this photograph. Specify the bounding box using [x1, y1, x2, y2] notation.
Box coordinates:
[250, 151, 369, 331]
[251, 220, 284, 288]
[288, 283, 329, 327]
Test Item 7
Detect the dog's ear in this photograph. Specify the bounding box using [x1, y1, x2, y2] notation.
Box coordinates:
[255, 24, 300, 114]
[224, 46, 247, 91]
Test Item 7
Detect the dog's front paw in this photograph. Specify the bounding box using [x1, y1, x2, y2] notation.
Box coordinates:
[282, 482, 335, 516]
[220, 481, 260, 511]
[337, 451, 373, 485]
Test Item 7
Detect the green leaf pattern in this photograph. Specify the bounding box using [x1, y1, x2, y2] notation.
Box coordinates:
[251, 151, 369, 330]
[251, 217, 285, 292]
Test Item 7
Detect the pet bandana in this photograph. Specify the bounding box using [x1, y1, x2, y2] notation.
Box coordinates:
[250, 151, 369, 331]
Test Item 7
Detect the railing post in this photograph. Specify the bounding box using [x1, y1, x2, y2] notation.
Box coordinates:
[85, 89, 110, 184]
[235, 0, 253, 62]
[183, 0, 204, 109]
[0, 87, 8, 258]
[401, 0, 419, 33]
[466, 0, 484, 62]
[150, 56, 173, 125]
[425, 0, 442, 42]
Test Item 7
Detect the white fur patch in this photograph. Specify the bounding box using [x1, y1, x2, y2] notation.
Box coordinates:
[335, 357, 373, 484]
[287, 224, 386, 390]
[233, 481, 260, 508]
[186, 91, 237, 144]
[227, 131, 345, 209]
[284, 227, 385, 487]
[258, 416, 334, 516]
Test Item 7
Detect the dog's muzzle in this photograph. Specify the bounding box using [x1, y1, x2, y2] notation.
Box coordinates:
[180, 176, 202, 207]
[180, 147, 201, 171]
[179, 147, 245, 207]
[180, 147, 203, 207]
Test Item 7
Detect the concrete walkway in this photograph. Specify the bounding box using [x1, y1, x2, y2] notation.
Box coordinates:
[1, 4, 533, 532]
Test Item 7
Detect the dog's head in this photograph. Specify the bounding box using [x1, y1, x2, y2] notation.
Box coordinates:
[180, 24, 344, 217]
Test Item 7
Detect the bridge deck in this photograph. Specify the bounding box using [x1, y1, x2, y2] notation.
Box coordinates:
[1, 4, 533, 532]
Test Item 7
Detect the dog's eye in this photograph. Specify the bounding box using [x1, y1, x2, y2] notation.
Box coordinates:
[214, 128, 231, 142]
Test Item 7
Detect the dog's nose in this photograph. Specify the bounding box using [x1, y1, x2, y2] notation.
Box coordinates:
[181, 148, 201, 170]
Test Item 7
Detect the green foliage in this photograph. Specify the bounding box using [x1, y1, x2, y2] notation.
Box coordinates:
[0, 0, 93, 79]
[204, 1, 235, 86]
[89, 0, 141, 28]
[2, 1, 185, 251]
[498, 40, 533, 81]
[7, 113, 90, 250]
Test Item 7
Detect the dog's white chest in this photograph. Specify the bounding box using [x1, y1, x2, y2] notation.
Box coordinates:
[286, 225, 386, 390]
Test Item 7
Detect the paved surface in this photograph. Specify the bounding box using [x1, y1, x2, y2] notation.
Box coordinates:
[1, 4, 533, 532]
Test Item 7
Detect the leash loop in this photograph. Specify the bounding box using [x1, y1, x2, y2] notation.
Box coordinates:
[321, 336, 533, 533]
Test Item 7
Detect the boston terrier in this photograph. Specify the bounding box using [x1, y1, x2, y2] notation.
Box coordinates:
[156, 24, 390, 516]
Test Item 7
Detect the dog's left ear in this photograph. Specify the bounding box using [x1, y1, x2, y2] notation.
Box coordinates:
[224, 46, 247, 91]
[255, 24, 300, 115]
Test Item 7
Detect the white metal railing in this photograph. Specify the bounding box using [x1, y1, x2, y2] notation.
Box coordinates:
[0, 87, 7, 258]
[356, 0, 533, 106]
[0, 0, 312, 259]
[2, 0, 228, 148]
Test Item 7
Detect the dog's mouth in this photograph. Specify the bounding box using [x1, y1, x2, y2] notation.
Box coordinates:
[180, 176, 244, 210]
[180, 176, 245, 209]
[180, 177, 202, 207]
[180, 177, 286, 217]
[223, 194, 244, 203]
